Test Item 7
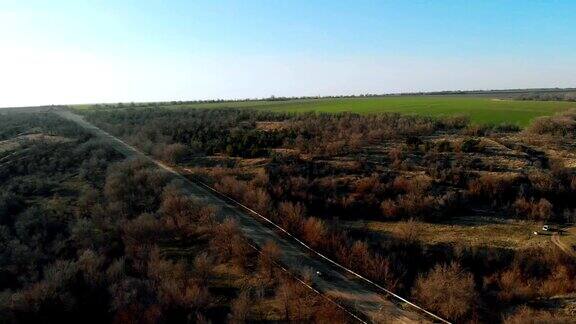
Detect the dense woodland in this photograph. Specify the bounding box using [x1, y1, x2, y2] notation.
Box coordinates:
[0, 112, 347, 323]
[81, 107, 576, 323]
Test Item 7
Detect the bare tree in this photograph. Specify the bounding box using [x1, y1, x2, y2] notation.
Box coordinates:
[257, 240, 282, 279]
[412, 262, 477, 321]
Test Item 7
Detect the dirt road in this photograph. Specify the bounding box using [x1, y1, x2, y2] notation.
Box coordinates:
[55, 108, 446, 323]
[552, 229, 576, 259]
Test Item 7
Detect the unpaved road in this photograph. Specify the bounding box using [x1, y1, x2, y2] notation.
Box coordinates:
[552, 229, 576, 259]
[55, 108, 442, 323]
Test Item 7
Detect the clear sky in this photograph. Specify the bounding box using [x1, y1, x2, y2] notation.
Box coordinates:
[1, 0, 575, 107]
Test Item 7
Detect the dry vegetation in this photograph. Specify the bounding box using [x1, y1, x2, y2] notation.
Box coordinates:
[0, 112, 350, 323]
[345, 217, 551, 250]
[558, 227, 576, 254]
[72, 107, 576, 322]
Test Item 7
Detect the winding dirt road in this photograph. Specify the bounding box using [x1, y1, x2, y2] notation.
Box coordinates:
[55, 108, 447, 324]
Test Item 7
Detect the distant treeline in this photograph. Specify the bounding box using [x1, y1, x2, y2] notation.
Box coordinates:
[84, 88, 576, 109]
[517, 92, 576, 102]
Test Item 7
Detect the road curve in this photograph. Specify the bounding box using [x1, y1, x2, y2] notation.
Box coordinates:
[55, 108, 444, 324]
[552, 230, 576, 259]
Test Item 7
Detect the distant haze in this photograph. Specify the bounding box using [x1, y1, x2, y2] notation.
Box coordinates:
[1, 1, 575, 107]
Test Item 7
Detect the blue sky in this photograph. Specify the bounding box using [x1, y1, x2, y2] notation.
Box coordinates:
[1, 0, 575, 107]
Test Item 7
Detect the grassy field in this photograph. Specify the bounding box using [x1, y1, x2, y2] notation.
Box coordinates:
[344, 216, 551, 250]
[73, 96, 576, 126]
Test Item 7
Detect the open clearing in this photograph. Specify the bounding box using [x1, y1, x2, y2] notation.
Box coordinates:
[74, 96, 576, 126]
[0, 133, 71, 153]
[344, 216, 552, 250]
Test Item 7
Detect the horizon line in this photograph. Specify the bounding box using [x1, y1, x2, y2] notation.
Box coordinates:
[1, 86, 575, 109]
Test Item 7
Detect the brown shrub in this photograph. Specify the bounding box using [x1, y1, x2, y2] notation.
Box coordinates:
[441, 114, 470, 129]
[412, 262, 477, 321]
[525, 110, 576, 138]
[215, 175, 271, 216]
[513, 197, 553, 221]
[78, 250, 105, 286]
[251, 169, 270, 187]
[160, 143, 189, 163]
[229, 290, 251, 322]
[275, 277, 315, 321]
[214, 175, 245, 200]
[540, 264, 575, 296]
[160, 189, 215, 236]
[494, 268, 537, 303]
[382, 193, 437, 220]
[301, 217, 327, 248]
[393, 219, 421, 244]
[313, 301, 349, 324]
[461, 124, 489, 136]
[504, 306, 573, 324]
[243, 187, 271, 215]
[349, 240, 370, 268]
[209, 219, 243, 262]
[388, 147, 404, 164]
[122, 213, 163, 250]
[493, 247, 575, 303]
[380, 199, 400, 219]
[277, 201, 306, 233]
[529, 171, 557, 193]
[192, 253, 213, 285]
[257, 240, 282, 278]
[355, 175, 383, 195]
[468, 173, 514, 201]
[366, 254, 398, 291]
[230, 235, 252, 273]
[147, 248, 211, 310]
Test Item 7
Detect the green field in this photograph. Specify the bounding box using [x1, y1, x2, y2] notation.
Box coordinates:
[74, 96, 576, 126]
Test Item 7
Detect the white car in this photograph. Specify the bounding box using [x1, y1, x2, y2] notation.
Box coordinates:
[542, 225, 550, 231]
